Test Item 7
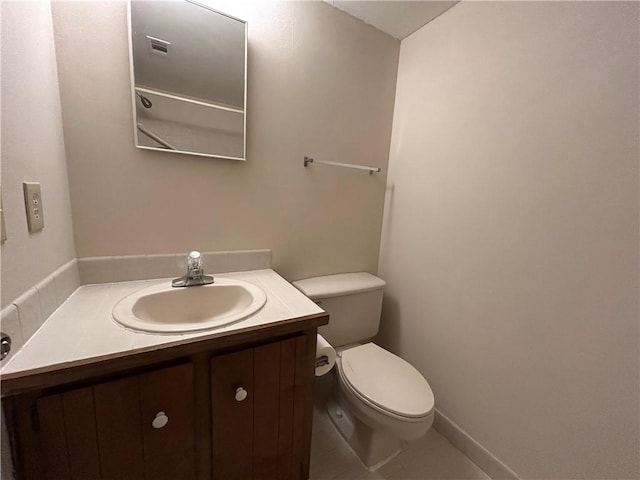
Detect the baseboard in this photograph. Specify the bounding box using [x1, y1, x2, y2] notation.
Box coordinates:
[434, 409, 519, 480]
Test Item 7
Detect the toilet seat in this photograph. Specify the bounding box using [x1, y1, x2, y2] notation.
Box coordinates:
[338, 343, 434, 419]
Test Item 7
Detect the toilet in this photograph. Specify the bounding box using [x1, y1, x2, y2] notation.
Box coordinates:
[293, 272, 435, 470]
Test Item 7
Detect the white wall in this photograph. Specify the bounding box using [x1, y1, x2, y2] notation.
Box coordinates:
[51, 0, 399, 282]
[0, 1, 76, 307]
[378, 2, 639, 479]
[1, 3, 77, 479]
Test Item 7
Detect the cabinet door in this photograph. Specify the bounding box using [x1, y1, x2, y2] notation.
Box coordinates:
[211, 336, 314, 480]
[210, 347, 254, 480]
[140, 363, 195, 480]
[94, 375, 145, 480]
[35, 363, 195, 480]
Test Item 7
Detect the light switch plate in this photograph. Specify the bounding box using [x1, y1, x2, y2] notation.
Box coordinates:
[23, 182, 44, 232]
[0, 185, 6, 242]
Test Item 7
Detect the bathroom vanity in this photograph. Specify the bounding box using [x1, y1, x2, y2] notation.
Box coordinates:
[1, 270, 328, 480]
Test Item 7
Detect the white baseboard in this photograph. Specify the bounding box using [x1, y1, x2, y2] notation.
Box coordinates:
[434, 409, 520, 480]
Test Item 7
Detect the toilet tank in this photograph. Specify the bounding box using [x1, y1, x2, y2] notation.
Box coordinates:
[293, 273, 386, 348]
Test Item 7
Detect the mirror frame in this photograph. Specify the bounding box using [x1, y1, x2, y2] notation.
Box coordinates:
[126, 0, 248, 160]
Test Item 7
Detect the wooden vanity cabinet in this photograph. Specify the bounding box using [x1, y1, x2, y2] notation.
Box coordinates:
[3, 331, 318, 480]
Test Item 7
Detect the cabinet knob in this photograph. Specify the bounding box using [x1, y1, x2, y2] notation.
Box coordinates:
[0, 333, 11, 361]
[152, 411, 169, 429]
[235, 387, 248, 402]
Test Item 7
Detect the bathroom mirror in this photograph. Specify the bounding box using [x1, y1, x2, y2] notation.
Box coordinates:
[127, 0, 247, 160]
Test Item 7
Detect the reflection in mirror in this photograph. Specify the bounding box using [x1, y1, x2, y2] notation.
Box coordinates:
[128, 1, 247, 160]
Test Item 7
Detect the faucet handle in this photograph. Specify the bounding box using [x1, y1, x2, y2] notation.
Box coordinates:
[187, 251, 202, 270]
[172, 250, 213, 287]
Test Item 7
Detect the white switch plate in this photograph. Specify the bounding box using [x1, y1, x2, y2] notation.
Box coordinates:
[0, 185, 6, 242]
[23, 182, 44, 232]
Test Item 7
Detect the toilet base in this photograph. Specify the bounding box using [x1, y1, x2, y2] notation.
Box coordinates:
[327, 394, 405, 471]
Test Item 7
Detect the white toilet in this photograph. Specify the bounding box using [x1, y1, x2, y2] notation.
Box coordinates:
[293, 272, 435, 470]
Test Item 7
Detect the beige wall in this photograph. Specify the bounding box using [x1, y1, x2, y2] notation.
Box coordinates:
[0, 1, 76, 307]
[52, 0, 399, 282]
[378, 2, 639, 479]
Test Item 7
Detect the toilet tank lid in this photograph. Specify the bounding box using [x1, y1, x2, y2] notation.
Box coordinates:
[293, 272, 386, 299]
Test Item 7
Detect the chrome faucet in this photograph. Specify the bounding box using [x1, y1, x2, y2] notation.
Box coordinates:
[172, 251, 214, 287]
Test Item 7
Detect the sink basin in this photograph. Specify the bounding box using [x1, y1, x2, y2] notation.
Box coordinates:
[112, 278, 267, 333]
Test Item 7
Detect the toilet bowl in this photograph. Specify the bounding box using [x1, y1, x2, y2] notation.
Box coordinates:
[336, 343, 434, 440]
[327, 342, 434, 469]
[292, 273, 435, 470]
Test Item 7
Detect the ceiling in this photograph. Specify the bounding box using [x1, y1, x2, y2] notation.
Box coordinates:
[323, 1, 459, 40]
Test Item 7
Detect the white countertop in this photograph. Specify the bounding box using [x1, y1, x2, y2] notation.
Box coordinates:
[1, 269, 324, 377]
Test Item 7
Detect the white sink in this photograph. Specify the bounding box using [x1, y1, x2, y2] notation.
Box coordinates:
[112, 278, 267, 333]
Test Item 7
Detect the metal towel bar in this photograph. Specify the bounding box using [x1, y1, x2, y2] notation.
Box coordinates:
[303, 156, 380, 174]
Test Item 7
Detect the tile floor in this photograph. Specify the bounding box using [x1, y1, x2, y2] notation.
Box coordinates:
[309, 405, 491, 480]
